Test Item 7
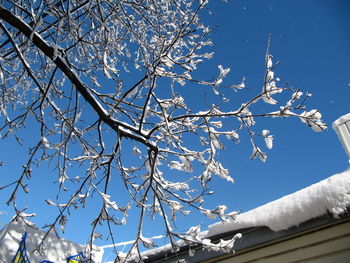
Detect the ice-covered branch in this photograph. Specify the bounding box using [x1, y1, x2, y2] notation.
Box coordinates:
[0, 1, 326, 261]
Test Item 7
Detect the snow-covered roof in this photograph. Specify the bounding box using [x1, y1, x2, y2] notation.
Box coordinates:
[0, 217, 104, 263]
[208, 169, 350, 236]
[141, 169, 350, 261]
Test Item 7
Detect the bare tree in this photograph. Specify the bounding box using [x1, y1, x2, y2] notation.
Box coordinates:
[0, 0, 326, 261]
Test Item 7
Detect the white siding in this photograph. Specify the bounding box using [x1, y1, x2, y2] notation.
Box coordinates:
[210, 219, 350, 263]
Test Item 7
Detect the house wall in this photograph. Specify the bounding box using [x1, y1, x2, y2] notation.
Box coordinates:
[208, 219, 350, 263]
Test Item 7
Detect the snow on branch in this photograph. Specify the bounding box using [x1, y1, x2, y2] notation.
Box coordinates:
[0, 1, 326, 261]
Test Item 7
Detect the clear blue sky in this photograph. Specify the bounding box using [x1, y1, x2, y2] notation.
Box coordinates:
[1, 0, 349, 259]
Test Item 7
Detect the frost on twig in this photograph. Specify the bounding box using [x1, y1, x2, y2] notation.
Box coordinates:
[0, 1, 326, 261]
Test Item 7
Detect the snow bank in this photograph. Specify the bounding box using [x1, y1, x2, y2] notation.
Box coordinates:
[208, 169, 350, 236]
[0, 217, 104, 263]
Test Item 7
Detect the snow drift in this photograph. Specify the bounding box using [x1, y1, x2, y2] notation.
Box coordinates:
[0, 217, 103, 263]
